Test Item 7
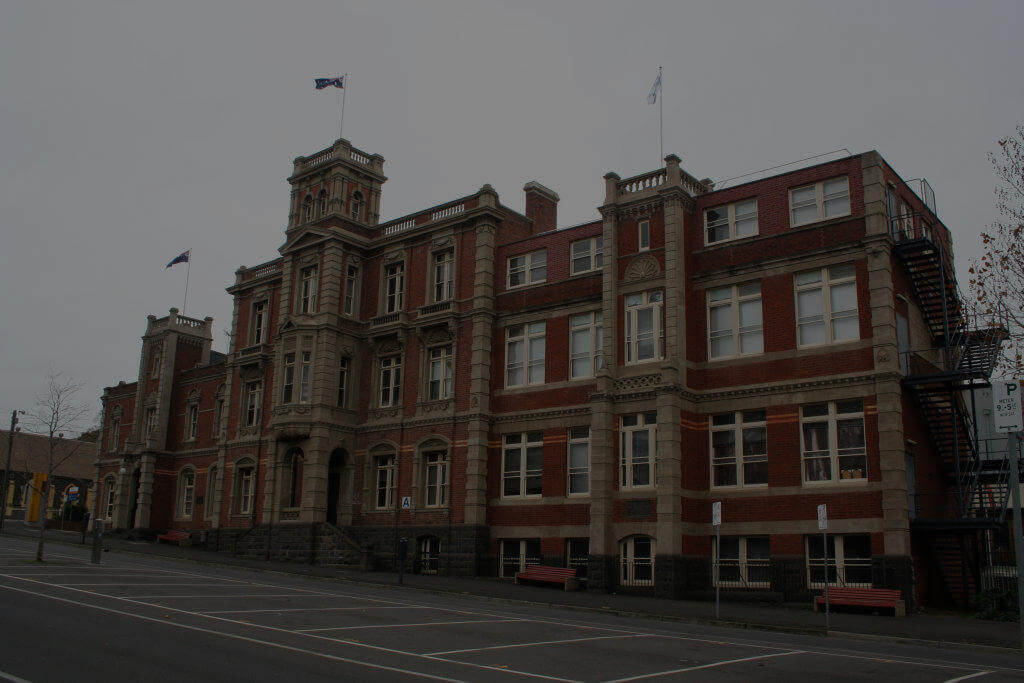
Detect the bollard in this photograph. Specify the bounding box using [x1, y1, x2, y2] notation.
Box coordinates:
[80, 512, 90, 545]
[90, 519, 104, 565]
[397, 537, 408, 585]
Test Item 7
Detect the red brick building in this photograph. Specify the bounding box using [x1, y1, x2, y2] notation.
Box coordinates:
[94, 137, 1004, 607]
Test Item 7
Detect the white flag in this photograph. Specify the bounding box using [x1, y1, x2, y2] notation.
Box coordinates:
[647, 70, 662, 104]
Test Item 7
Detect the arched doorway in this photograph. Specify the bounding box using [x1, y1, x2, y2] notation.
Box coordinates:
[326, 449, 346, 526]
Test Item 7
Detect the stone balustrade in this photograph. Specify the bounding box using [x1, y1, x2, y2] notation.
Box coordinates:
[379, 199, 469, 238]
[618, 169, 666, 197]
[241, 260, 283, 282]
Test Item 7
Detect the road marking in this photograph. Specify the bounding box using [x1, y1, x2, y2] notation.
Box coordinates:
[0, 582, 461, 682]
[53, 582, 241, 586]
[204, 606, 436, 614]
[297, 618, 523, 633]
[943, 672, 992, 682]
[604, 650, 805, 682]
[427, 633, 655, 656]
[125, 593, 315, 599]
[0, 668, 31, 683]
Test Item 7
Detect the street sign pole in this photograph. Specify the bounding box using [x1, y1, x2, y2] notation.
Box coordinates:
[992, 379, 1024, 655]
[712, 501, 721, 620]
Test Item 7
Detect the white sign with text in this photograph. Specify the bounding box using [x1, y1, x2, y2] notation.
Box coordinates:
[993, 380, 1023, 433]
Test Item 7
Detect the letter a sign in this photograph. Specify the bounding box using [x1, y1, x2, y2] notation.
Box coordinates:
[993, 380, 1023, 433]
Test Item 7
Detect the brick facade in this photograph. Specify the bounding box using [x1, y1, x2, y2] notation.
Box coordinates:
[94, 137, 961, 606]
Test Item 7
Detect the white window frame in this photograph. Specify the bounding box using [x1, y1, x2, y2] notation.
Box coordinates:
[205, 466, 218, 521]
[795, 264, 859, 347]
[282, 353, 295, 404]
[507, 249, 547, 289]
[184, 403, 199, 441]
[707, 282, 763, 360]
[704, 199, 758, 245]
[789, 177, 851, 227]
[244, 382, 261, 427]
[499, 539, 542, 579]
[619, 535, 655, 587]
[176, 468, 195, 520]
[620, 412, 657, 489]
[638, 220, 651, 251]
[379, 355, 402, 408]
[301, 195, 313, 222]
[108, 417, 120, 454]
[298, 349, 312, 404]
[419, 536, 440, 574]
[505, 322, 545, 387]
[570, 236, 603, 275]
[569, 311, 603, 380]
[567, 426, 590, 496]
[337, 357, 349, 407]
[384, 262, 405, 313]
[806, 534, 873, 588]
[250, 300, 267, 345]
[710, 410, 768, 488]
[317, 189, 327, 216]
[624, 290, 663, 364]
[427, 345, 453, 401]
[713, 536, 770, 588]
[235, 461, 256, 515]
[104, 477, 116, 519]
[800, 399, 867, 484]
[423, 450, 448, 507]
[144, 408, 157, 440]
[502, 432, 544, 499]
[432, 249, 454, 302]
[343, 264, 359, 316]
[373, 453, 396, 509]
[299, 265, 318, 314]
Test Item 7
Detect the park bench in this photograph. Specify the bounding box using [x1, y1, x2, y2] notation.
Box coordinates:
[515, 565, 580, 591]
[157, 530, 191, 546]
[814, 587, 905, 616]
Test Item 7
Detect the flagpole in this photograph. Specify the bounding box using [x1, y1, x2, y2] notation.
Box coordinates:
[183, 256, 191, 315]
[658, 66, 663, 163]
[339, 74, 347, 140]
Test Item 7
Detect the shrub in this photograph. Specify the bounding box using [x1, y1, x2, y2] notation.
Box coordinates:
[976, 586, 1019, 622]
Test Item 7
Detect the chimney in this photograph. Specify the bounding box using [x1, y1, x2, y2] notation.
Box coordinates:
[523, 181, 559, 233]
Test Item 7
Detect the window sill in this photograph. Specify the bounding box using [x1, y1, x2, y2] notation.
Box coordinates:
[503, 280, 548, 294]
[791, 212, 852, 230]
[703, 233, 760, 249]
[707, 352, 764, 364]
[712, 484, 769, 491]
[802, 478, 869, 487]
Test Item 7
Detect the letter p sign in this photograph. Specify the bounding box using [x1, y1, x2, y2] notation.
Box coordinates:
[993, 380, 1023, 433]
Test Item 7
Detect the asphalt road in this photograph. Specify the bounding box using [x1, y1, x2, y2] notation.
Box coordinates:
[0, 536, 1022, 682]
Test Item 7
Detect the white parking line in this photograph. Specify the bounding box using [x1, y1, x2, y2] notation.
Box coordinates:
[604, 651, 805, 682]
[127, 593, 313, 599]
[0, 667, 31, 683]
[0, 582, 460, 682]
[53, 582, 242, 586]
[427, 633, 655, 656]
[203, 606, 436, 614]
[943, 672, 992, 682]
[297, 618, 523, 633]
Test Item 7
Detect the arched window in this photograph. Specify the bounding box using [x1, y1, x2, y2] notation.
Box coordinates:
[233, 458, 256, 515]
[418, 536, 440, 575]
[205, 465, 218, 520]
[350, 191, 364, 220]
[284, 448, 304, 508]
[176, 468, 196, 519]
[103, 476, 116, 520]
[317, 189, 328, 216]
[301, 195, 313, 222]
[619, 535, 655, 587]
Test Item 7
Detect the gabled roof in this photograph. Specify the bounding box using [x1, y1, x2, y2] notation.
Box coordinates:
[0, 430, 97, 480]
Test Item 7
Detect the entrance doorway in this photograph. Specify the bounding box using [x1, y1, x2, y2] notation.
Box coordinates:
[326, 449, 346, 526]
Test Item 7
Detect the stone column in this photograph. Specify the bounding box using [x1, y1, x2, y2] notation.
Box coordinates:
[303, 430, 330, 523]
[133, 452, 157, 529]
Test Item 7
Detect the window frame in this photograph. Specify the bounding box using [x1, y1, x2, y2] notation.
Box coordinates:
[282, 353, 296, 404]
[176, 468, 196, 520]
[383, 262, 405, 313]
[337, 357, 349, 408]
[431, 249, 455, 303]
[234, 459, 256, 515]
[205, 465, 218, 521]
[505, 322, 546, 388]
[184, 402, 199, 442]
[426, 345, 453, 401]
[499, 538, 542, 579]
[569, 311, 603, 380]
[704, 199, 758, 245]
[423, 449, 448, 508]
[506, 249, 547, 289]
[299, 265, 319, 314]
[103, 476, 116, 520]
[373, 453, 396, 510]
[710, 410, 768, 489]
[707, 282, 763, 360]
[713, 536, 770, 588]
[343, 264, 360, 317]
[624, 290, 663, 364]
[502, 432, 544, 499]
[144, 408, 157, 441]
[795, 265, 859, 348]
[298, 349, 312, 404]
[806, 534, 873, 588]
[570, 236, 604, 275]
[378, 355, 402, 408]
[567, 426, 590, 496]
[619, 535, 655, 587]
[620, 412, 657, 489]
[108, 417, 120, 454]
[800, 399, 867, 484]
[243, 381, 261, 428]
[638, 220, 651, 252]
[789, 177, 851, 227]
[250, 300, 268, 345]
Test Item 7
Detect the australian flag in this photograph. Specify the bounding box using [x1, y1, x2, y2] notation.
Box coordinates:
[314, 76, 345, 90]
[166, 250, 190, 268]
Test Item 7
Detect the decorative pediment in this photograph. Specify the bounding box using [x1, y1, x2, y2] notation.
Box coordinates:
[186, 388, 202, 403]
[431, 235, 454, 249]
[384, 249, 405, 263]
[624, 254, 661, 282]
[377, 339, 403, 355]
[280, 227, 329, 254]
[111, 404, 123, 418]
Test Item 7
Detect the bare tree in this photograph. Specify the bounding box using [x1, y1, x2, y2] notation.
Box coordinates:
[21, 372, 91, 562]
[969, 123, 1024, 375]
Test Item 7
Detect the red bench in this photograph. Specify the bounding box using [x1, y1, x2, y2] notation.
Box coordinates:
[515, 565, 580, 591]
[814, 587, 905, 617]
[157, 530, 191, 546]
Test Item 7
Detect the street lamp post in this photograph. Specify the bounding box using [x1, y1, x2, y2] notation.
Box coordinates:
[0, 410, 25, 534]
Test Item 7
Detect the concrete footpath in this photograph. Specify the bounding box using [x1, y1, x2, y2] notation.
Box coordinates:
[4, 522, 1018, 653]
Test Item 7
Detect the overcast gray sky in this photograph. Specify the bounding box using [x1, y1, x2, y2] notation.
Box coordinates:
[1, 0, 1021, 430]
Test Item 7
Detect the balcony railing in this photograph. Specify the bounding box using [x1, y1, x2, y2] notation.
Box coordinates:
[380, 198, 472, 238]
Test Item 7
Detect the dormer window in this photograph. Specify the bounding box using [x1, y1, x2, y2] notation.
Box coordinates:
[350, 191, 364, 221]
[301, 195, 313, 222]
[317, 189, 328, 216]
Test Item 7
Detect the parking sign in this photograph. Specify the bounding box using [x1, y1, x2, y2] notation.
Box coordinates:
[993, 380, 1023, 433]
